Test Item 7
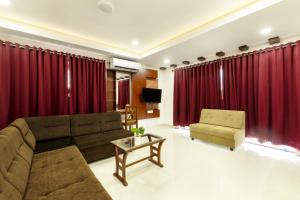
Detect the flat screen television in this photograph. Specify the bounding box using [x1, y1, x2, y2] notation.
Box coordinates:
[142, 88, 162, 103]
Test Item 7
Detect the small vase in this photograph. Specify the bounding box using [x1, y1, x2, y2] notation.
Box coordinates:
[134, 135, 142, 145]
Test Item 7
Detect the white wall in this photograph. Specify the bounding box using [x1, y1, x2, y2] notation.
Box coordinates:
[158, 68, 174, 125]
[0, 32, 109, 61]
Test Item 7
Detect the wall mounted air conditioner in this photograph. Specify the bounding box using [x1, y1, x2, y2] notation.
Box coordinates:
[109, 58, 142, 72]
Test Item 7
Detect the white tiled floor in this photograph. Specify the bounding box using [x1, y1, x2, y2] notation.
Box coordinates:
[89, 125, 300, 200]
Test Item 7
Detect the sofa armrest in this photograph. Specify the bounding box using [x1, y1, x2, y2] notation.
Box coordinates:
[234, 129, 245, 148]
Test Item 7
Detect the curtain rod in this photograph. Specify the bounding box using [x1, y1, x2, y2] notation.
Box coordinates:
[0, 41, 106, 61]
[177, 41, 298, 70]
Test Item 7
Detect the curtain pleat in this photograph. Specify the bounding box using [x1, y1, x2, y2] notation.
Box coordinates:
[69, 56, 106, 114]
[173, 62, 222, 126]
[221, 41, 300, 149]
[173, 41, 300, 149]
[118, 79, 130, 109]
[0, 41, 106, 129]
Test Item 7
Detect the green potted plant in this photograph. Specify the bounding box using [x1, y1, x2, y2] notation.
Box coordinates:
[131, 127, 145, 137]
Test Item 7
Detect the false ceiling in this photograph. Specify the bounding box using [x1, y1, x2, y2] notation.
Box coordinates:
[1, 0, 298, 66]
[142, 0, 300, 67]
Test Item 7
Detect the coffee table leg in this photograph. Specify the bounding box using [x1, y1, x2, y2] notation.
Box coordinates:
[121, 152, 128, 186]
[113, 146, 128, 186]
[113, 146, 119, 177]
[149, 141, 164, 167]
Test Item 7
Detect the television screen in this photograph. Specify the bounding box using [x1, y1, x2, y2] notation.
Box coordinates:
[142, 88, 162, 103]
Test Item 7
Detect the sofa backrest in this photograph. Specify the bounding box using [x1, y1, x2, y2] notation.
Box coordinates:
[70, 113, 102, 136]
[101, 112, 123, 132]
[25, 115, 71, 141]
[70, 112, 123, 136]
[0, 127, 33, 198]
[200, 109, 245, 129]
[10, 118, 36, 150]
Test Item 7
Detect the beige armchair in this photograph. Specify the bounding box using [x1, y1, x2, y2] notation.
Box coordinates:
[190, 109, 245, 150]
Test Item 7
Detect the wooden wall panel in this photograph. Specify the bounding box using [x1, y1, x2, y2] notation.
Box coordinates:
[132, 69, 160, 120]
[106, 70, 116, 111]
[146, 79, 158, 89]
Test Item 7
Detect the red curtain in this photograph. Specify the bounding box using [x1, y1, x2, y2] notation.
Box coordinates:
[37, 49, 69, 116]
[118, 79, 130, 109]
[0, 42, 69, 129]
[173, 41, 300, 149]
[0, 42, 35, 128]
[0, 41, 107, 129]
[69, 56, 106, 114]
[173, 61, 222, 126]
[222, 41, 300, 149]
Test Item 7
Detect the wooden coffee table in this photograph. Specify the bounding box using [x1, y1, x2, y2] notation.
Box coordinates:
[111, 134, 166, 186]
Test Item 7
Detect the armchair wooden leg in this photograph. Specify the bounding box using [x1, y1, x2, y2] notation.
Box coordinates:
[230, 147, 234, 151]
[191, 138, 194, 140]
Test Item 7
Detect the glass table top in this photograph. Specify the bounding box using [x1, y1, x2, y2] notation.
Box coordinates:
[111, 134, 165, 151]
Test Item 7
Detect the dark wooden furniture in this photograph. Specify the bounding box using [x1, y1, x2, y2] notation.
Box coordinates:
[106, 70, 116, 111]
[131, 69, 160, 119]
[117, 109, 125, 115]
[111, 134, 166, 186]
[122, 105, 138, 131]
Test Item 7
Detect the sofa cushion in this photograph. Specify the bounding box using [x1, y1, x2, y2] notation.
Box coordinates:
[0, 127, 32, 197]
[73, 129, 133, 149]
[24, 146, 112, 200]
[190, 123, 240, 140]
[10, 118, 36, 150]
[25, 115, 71, 141]
[200, 109, 245, 129]
[70, 113, 101, 136]
[0, 172, 22, 200]
[100, 112, 123, 132]
[34, 137, 72, 154]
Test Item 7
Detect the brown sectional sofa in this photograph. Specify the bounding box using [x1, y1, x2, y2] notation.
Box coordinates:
[25, 112, 133, 162]
[0, 111, 133, 200]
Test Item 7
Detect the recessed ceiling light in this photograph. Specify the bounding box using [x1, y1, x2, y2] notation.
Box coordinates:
[131, 40, 139, 47]
[0, 0, 11, 6]
[98, 0, 114, 13]
[164, 58, 170, 64]
[260, 27, 272, 35]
